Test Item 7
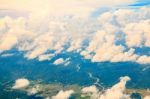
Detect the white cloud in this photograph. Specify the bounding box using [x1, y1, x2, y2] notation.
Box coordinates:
[67, 38, 83, 52]
[82, 7, 150, 64]
[92, 44, 124, 62]
[144, 96, 150, 99]
[25, 47, 49, 59]
[12, 78, 30, 89]
[124, 20, 150, 47]
[86, 30, 110, 53]
[0, 6, 150, 64]
[0, 16, 33, 51]
[82, 85, 98, 94]
[136, 55, 150, 64]
[111, 48, 138, 62]
[80, 51, 92, 59]
[81, 85, 98, 98]
[81, 76, 131, 99]
[52, 90, 74, 99]
[0, 33, 18, 50]
[53, 58, 65, 65]
[38, 54, 54, 61]
[24, 33, 54, 59]
[53, 58, 71, 65]
[98, 76, 131, 99]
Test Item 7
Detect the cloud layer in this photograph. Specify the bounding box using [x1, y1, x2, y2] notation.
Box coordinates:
[0, 6, 150, 64]
[13, 76, 150, 99]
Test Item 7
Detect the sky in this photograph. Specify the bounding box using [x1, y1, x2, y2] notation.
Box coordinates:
[0, 0, 149, 17]
[130, 0, 150, 6]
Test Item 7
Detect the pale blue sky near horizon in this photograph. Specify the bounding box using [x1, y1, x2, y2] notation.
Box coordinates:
[91, 0, 150, 18]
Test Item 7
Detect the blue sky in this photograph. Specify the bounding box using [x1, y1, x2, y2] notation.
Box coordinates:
[129, 0, 150, 7]
[91, 0, 150, 17]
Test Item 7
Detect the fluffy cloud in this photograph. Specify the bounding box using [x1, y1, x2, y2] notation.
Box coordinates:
[82, 85, 98, 94]
[53, 58, 65, 65]
[92, 44, 124, 62]
[0, 16, 33, 51]
[98, 76, 130, 99]
[53, 58, 70, 65]
[0, 6, 150, 64]
[12, 78, 30, 89]
[144, 96, 150, 99]
[124, 20, 150, 47]
[81, 7, 150, 64]
[81, 76, 131, 99]
[52, 90, 74, 99]
[81, 85, 98, 98]
[38, 54, 54, 61]
[0, 33, 18, 50]
[67, 38, 83, 52]
[136, 55, 150, 64]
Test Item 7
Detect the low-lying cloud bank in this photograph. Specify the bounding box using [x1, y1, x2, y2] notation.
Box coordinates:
[0, 7, 150, 64]
[13, 76, 150, 99]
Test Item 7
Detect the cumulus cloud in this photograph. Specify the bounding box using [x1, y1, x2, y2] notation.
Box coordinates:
[67, 38, 83, 52]
[12, 78, 30, 89]
[81, 76, 131, 99]
[124, 20, 150, 47]
[111, 48, 138, 62]
[98, 76, 131, 99]
[136, 55, 150, 64]
[92, 44, 124, 62]
[53, 58, 70, 65]
[0, 6, 150, 64]
[90, 42, 138, 63]
[81, 85, 98, 97]
[81, 7, 150, 64]
[51, 90, 74, 99]
[0, 16, 33, 51]
[82, 85, 98, 94]
[81, 85, 98, 98]
[0, 33, 18, 50]
[38, 54, 54, 61]
[144, 96, 150, 99]
[53, 58, 65, 65]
